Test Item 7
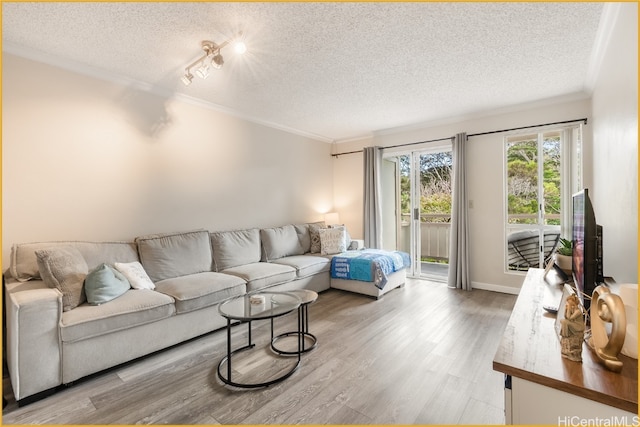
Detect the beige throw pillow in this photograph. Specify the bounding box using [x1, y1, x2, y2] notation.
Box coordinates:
[35, 246, 89, 311]
[308, 222, 326, 254]
[319, 226, 347, 255]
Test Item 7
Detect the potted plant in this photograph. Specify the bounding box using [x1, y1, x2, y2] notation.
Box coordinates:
[555, 238, 573, 273]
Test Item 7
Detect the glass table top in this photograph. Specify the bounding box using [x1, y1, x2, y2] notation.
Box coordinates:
[218, 292, 301, 321]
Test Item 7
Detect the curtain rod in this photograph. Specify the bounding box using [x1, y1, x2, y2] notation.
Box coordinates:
[330, 136, 452, 158]
[330, 117, 588, 158]
[467, 117, 588, 138]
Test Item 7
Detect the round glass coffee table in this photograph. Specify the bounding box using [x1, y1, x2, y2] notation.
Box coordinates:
[217, 291, 301, 388]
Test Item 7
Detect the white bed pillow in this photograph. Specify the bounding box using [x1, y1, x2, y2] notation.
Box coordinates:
[114, 261, 155, 290]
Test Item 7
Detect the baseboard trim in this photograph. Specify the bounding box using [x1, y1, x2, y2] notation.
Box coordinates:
[472, 281, 521, 295]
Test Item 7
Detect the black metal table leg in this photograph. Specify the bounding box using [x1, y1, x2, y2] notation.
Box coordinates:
[271, 302, 317, 355]
[217, 291, 302, 388]
[218, 317, 299, 388]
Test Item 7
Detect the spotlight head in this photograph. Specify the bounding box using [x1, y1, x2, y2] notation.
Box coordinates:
[234, 40, 247, 55]
[195, 62, 210, 79]
[181, 73, 193, 86]
[212, 53, 224, 69]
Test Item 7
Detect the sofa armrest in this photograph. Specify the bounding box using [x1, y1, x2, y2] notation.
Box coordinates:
[5, 280, 63, 401]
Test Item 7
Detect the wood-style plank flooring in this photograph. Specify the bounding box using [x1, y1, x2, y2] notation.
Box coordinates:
[2, 279, 516, 425]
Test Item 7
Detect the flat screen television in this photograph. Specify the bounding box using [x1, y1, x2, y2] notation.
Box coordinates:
[572, 188, 603, 311]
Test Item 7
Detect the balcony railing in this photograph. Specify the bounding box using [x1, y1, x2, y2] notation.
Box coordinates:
[399, 213, 451, 263]
[397, 212, 561, 274]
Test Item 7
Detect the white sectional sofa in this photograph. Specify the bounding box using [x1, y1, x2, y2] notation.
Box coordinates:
[4, 223, 333, 405]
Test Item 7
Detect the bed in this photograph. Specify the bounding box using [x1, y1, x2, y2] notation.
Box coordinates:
[330, 249, 411, 299]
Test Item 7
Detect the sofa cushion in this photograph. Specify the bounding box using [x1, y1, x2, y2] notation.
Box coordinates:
[60, 290, 175, 343]
[210, 229, 261, 271]
[271, 255, 331, 278]
[221, 263, 296, 293]
[35, 246, 89, 312]
[260, 225, 305, 261]
[136, 230, 213, 283]
[84, 264, 131, 305]
[10, 241, 139, 282]
[293, 224, 311, 253]
[154, 272, 246, 314]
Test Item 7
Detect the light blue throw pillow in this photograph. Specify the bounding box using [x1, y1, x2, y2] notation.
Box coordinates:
[84, 263, 131, 305]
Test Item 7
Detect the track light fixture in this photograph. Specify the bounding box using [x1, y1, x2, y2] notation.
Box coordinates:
[181, 33, 246, 86]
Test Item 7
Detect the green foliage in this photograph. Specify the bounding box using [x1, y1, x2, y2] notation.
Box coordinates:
[557, 238, 573, 256]
[421, 192, 451, 221]
[399, 151, 452, 222]
[399, 134, 564, 227]
[507, 135, 562, 224]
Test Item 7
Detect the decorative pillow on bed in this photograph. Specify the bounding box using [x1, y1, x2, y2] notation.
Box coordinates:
[35, 246, 89, 311]
[114, 261, 155, 290]
[85, 263, 131, 305]
[319, 226, 347, 255]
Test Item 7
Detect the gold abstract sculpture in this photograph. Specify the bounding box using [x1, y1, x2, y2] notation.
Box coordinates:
[589, 285, 627, 372]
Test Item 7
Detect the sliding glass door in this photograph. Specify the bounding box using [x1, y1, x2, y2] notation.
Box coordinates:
[384, 145, 452, 281]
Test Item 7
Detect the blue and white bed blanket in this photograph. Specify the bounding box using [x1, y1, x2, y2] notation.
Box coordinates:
[330, 249, 411, 290]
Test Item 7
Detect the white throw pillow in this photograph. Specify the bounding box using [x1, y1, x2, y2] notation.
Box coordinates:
[114, 261, 155, 290]
[319, 226, 347, 255]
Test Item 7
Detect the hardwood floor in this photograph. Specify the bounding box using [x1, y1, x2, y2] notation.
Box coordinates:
[2, 279, 516, 425]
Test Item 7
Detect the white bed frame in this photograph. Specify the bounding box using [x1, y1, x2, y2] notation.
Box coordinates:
[330, 269, 406, 299]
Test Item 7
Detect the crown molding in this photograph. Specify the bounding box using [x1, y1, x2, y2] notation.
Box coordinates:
[332, 133, 374, 145]
[172, 93, 334, 143]
[3, 43, 334, 144]
[367, 91, 591, 139]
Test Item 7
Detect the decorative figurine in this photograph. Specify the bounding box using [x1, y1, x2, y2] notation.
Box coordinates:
[589, 285, 627, 372]
[560, 294, 585, 362]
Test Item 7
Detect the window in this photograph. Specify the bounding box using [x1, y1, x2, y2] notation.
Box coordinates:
[505, 126, 582, 272]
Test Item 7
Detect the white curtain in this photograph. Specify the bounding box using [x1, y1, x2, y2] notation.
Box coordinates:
[448, 133, 471, 290]
[363, 146, 382, 248]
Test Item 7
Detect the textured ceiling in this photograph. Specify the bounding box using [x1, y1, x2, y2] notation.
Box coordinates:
[2, 2, 605, 142]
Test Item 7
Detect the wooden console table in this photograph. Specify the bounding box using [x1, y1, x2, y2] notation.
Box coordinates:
[493, 268, 638, 424]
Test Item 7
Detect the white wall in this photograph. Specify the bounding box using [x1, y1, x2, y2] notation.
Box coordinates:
[332, 4, 638, 292]
[333, 98, 592, 292]
[2, 54, 334, 268]
[590, 3, 638, 284]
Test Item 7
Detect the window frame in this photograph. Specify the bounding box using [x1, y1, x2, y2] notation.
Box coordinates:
[503, 124, 583, 274]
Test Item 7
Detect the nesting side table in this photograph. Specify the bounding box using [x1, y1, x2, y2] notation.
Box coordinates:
[271, 289, 318, 355]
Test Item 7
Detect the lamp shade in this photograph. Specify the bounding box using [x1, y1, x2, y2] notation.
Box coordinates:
[324, 212, 340, 225]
